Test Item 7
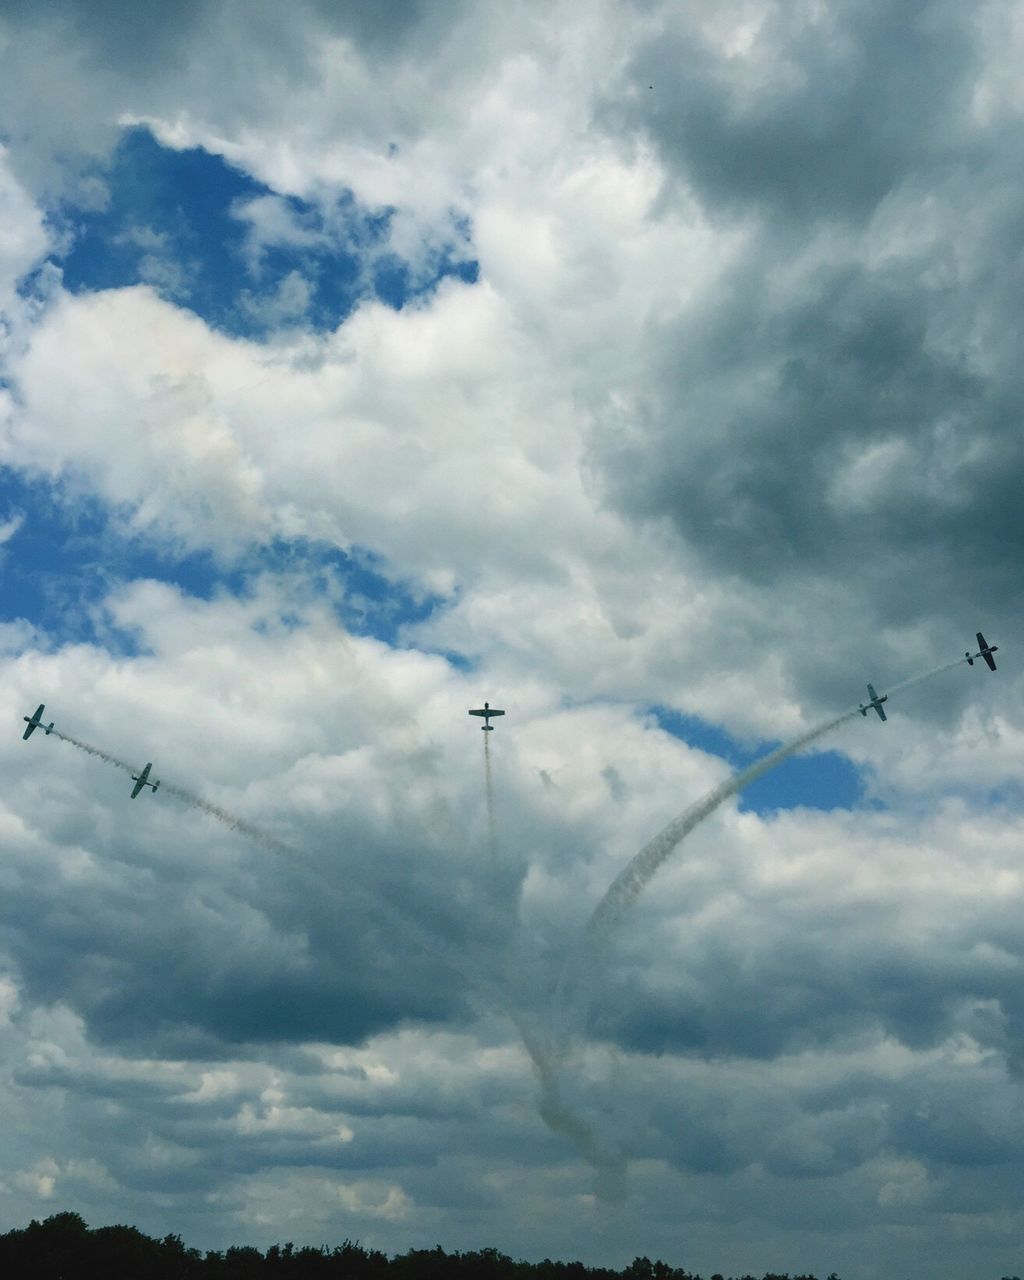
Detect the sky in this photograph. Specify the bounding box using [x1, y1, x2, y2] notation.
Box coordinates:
[0, 2, 1023, 1277]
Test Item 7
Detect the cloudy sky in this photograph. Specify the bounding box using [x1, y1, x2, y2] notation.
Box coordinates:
[1, 2, 1023, 1276]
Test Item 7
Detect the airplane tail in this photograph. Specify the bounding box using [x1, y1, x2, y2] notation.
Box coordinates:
[152, 781, 160, 793]
[45, 723, 53, 735]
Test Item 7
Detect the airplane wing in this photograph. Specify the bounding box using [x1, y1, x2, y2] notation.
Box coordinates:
[977, 633, 998, 670]
[867, 684, 878, 701]
[468, 709, 486, 717]
[22, 705, 44, 739]
[489, 709, 505, 717]
[130, 763, 152, 798]
[875, 702, 887, 722]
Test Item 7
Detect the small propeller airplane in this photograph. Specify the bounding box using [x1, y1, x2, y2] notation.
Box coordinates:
[130, 762, 159, 799]
[966, 631, 998, 671]
[22, 704, 54, 740]
[468, 702, 505, 731]
[859, 683, 888, 722]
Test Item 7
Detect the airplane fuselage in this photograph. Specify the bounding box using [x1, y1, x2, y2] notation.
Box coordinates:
[130, 764, 159, 798]
[859, 684, 888, 721]
[966, 631, 998, 671]
[468, 701, 505, 730]
[22, 705, 54, 740]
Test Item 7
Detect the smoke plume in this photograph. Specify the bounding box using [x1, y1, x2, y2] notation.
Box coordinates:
[554, 655, 972, 1037]
[484, 730, 498, 863]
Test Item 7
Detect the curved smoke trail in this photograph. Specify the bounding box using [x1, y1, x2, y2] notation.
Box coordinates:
[552, 655, 972, 1047]
[515, 1012, 628, 1204]
[54, 721, 604, 1192]
[529, 706, 864, 1187]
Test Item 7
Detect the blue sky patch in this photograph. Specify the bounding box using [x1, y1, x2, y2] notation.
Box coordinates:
[650, 705, 865, 814]
[0, 467, 448, 654]
[48, 127, 477, 337]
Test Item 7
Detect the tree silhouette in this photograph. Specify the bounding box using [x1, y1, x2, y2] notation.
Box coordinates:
[0, 1211, 841, 1280]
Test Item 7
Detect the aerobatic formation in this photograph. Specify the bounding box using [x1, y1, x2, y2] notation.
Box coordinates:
[15, 633, 1005, 1199]
[20, 632, 999, 811]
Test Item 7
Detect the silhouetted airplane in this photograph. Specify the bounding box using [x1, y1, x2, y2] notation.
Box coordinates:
[859, 683, 888, 722]
[966, 631, 998, 671]
[22, 704, 54, 740]
[468, 702, 505, 731]
[130, 762, 160, 799]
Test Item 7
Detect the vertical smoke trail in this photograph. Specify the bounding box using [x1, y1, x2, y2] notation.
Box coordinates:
[484, 729, 497, 863]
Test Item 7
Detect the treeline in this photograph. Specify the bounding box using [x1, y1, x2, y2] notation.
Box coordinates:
[0, 1212, 842, 1280]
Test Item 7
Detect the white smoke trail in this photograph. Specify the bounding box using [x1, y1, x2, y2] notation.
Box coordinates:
[570, 707, 857, 961]
[53, 731, 136, 777]
[53, 726, 502, 996]
[54, 730, 298, 856]
[514, 1013, 628, 1205]
[555, 654, 973, 1037]
[483, 730, 497, 863]
[885, 654, 969, 697]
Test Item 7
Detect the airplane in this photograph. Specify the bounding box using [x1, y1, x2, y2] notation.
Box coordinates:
[22, 704, 54, 740]
[130, 763, 160, 799]
[468, 702, 505, 731]
[859, 683, 888, 722]
[966, 631, 998, 671]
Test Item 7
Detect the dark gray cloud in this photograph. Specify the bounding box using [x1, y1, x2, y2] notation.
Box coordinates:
[590, 0, 1024, 708]
[309, 0, 469, 57]
[621, 0, 974, 223]
[3, 2, 1024, 1272]
[0, 0, 470, 200]
[0, 806, 486, 1055]
[0, 0, 447, 82]
[0, 0, 209, 76]
[598, 894, 1024, 1067]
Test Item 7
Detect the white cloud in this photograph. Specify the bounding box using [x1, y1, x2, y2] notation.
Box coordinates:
[1, 4, 1024, 1276]
[13, 1159, 59, 1201]
[0, 512, 24, 544]
[238, 269, 313, 327]
[0, 146, 51, 324]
